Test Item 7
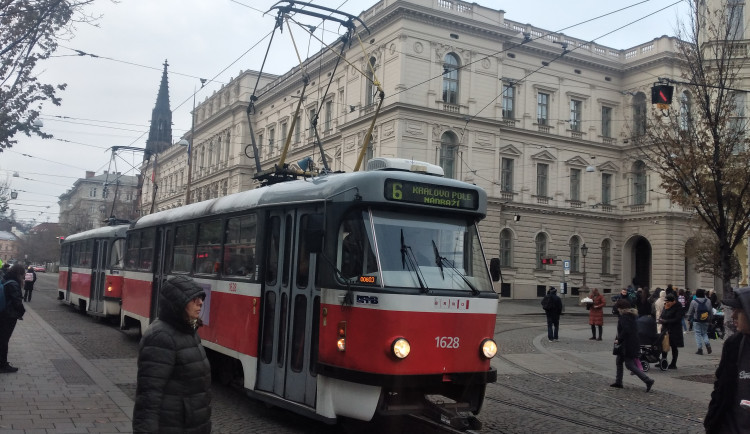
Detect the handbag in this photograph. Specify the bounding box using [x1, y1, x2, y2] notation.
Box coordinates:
[661, 333, 670, 353]
[612, 341, 622, 355]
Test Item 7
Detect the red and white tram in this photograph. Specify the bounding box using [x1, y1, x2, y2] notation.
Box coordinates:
[66, 158, 499, 425]
[57, 224, 128, 318]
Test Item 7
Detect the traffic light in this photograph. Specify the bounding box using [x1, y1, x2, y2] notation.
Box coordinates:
[541, 257, 556, 265]
[651, 84, 674, 105]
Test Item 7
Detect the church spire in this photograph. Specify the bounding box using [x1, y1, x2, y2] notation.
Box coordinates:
[144, 60, 172, 161]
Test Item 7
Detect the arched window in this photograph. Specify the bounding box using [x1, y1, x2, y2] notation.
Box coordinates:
[442, 53, 459, 105]
[679, 91, 692, 131]
[633, 92, 647, 136]
[570, 236, 581, 272]
[500, 229, 513, 267]
[535, 233, 547, 269]
[601, 239, 611, 274]
[440, 131, 457, 178]
[633, 160, 647, 205]
[366, 57, 378, 106]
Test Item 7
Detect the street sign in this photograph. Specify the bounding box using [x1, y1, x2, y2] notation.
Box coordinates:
[563, 260, 570, 275]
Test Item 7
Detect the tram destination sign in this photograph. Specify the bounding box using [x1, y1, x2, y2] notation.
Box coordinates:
[384, 179, 479, 210]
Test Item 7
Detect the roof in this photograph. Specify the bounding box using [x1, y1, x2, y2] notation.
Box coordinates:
[0, 231, 18, 241]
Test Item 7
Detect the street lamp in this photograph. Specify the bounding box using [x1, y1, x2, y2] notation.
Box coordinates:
[581, 243, 588, 290]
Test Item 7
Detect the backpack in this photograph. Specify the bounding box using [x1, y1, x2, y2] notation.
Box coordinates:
[541, 294, 552, 311]
[0, 281, 6, 312]
[24, 272, 34, 282]
[695, 299, 710, 322]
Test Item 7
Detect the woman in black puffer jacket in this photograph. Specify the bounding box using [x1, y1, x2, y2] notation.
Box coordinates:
[132, 275, 211, 433]
[0, 264, 26, 373]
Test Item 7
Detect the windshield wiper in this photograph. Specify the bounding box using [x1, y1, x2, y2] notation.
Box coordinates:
[401, 229, 428, 292]
[432, 242, 480, 296]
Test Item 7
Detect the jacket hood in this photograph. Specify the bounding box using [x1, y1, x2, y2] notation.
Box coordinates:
[729, 286, 750, 320]
[158, 275, 206, 331]
[618, 307, 638, 316]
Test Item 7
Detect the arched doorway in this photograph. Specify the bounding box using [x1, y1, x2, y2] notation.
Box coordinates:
[685, 238, 699, 291]
[623, 235, 652, 289]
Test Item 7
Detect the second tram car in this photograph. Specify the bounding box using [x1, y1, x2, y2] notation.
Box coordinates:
[57, 224, 128, 318]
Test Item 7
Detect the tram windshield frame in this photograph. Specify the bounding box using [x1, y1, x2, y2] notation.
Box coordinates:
[336, 209, 493, 293]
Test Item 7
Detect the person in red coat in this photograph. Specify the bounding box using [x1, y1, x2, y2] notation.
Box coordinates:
[588, 288, 606, 340]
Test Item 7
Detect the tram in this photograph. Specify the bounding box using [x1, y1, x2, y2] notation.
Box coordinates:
[115, 158, 499, 425]
[57, 224, 128, 318]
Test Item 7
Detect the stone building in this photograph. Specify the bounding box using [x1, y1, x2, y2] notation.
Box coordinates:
[0, 230, 18, 263]
[58, 171, 140, 234]
[147, 0, 736, 298]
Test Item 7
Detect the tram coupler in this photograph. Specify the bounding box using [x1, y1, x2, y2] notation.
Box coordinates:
[422, 395, 482, 431]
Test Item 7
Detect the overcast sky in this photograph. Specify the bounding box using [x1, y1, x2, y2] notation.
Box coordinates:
[1, 0, 688, 226]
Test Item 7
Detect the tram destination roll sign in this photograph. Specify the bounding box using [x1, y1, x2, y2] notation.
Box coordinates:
[384, 179, 478, 210]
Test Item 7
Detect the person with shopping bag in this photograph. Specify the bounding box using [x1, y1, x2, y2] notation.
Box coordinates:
[658, 293, 685, 369]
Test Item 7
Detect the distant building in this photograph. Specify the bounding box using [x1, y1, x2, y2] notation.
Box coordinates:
[58, 171, 139, 234]
[0, 230, 18, 262]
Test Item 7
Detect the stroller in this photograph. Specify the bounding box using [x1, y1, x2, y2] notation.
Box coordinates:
[708, 308, 725, 340]
[636, 315, 669, 372]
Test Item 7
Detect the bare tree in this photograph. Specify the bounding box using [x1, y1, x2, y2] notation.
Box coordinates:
[0, 0, 106, 150]
[634, 0, 750, 302]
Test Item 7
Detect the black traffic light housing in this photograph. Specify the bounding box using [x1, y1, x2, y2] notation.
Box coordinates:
[651, 84, 674, 105]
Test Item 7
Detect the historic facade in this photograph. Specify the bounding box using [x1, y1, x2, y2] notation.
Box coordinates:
[58, 171, 140, 233]
[146, 0, 737, 298]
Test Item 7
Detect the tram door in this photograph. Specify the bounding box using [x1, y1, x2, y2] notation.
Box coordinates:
[149, 227, 171, 321]
[89, 239, 109, 314]
[257, 209, 318, 407]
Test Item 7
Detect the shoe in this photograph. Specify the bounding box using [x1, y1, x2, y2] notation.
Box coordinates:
[597, 337, 602, 341]
[696, 348, 703, 355]
[668, 364, 677, 370]
[589, 337, 597, 340]
[706, 344, 712, 354]
[0, 363, 19, 373]
[610, 383, 623, 388]
[646, 379, 654, 392]
[548, 339, 554, 342]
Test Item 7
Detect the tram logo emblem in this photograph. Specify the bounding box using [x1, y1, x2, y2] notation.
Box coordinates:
[434, 298, 470, 310]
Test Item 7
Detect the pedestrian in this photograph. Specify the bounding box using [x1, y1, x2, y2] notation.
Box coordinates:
[132, 275, 211, 433]
[0, 264, 27, 373]
[611, 298, 655, 391]
[658, 293, 685, 369]
[0, 263, 9, 281]
[653, 291, 667, 333]
[708, 289, 720, 310]
[23, 266, 37, 302]
[704, 286, 750, 433]
[636, 287, 652, 317]
[686, 288, 713, 355]
[588, 288, 606, 341]
[542, 287, 563, 342]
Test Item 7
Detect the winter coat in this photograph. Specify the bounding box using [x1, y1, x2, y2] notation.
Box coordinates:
[23, 269, 37, 291]
[705, 332, 748, 433]
[544, 292, 563, 321]
[616, 308, 640, 358]
[653, 292, 667, 333]
[588, 294, 605, 326]
[132, 276, 211, 434]
[659, 303, 685, 348]
[635, 296, 652, 317]
[0, 279, 25, 320]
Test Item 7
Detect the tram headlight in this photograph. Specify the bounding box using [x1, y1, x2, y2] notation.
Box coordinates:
[391, 338, 411, 359]
[480, 339, 498, 359]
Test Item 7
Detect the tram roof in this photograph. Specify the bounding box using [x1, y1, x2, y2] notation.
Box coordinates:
[133, 170, 487, 229]
[63, 224, 129, 243]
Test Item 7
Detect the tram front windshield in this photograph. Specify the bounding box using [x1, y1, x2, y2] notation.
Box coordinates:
[338, 210, 493, 293]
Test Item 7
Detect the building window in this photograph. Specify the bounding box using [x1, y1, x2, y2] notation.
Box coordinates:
[731, 92, 746, 154]
[268, 127, 275, 154]
[280, 122, 288, 149]
[728, 1, 744, 40]
[500, 229, 512, 267]
[294, 116, 301, 143]
[442, 53, 459, 105]
[633, 92, 647, 136]
[633, 160, 647, 205]
[89, 187, 97, 197]
[679, 91, 692, 132]
[602, 173, 612, 205]
[570, 99, 582, 132]
[325, 100, 332, 132]
[225, 133, 230, 161]
[308, 108, 316, 134]
[535, 233, 547, 269]
[257, 134, 263, 155]
[501, 158, 514, 192]
[102, 187, 109, 199]
[502, 83, 514, 119]
[537, 92, 549, 125]
[216, 140, 222, 164]
[440, 132, 457, 178]
[570, 168, 581, 201]
[366, 57, 378, 106]
[536, 163, 548, 197]
[601, 239, 611, 274]
[570, 236, 581, 272]
[602, 106, 612, 138]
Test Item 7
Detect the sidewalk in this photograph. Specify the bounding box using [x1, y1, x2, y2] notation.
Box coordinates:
[0, 305, 134, 433]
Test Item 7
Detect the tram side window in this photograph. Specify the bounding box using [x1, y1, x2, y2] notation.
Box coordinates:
[126, 232, 140, 269]
[196, 220, 222, 274]
[173, 224, 196, 273]
[338, 212, 377, 279]
[60, 244, 70, 267]
[110, 239, 125, 269]
[139, 229, 155, 270]
[77, 240, 93, 268]
[296, 214, 311, 288]
[224, 215, 257, 279]
[265, 216, 281, 285]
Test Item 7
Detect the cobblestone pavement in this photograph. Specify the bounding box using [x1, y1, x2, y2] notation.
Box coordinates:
[4, 274, 722, 433]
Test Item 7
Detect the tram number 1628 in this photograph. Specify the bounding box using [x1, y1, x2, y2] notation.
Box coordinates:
[435, 336, 460, 349]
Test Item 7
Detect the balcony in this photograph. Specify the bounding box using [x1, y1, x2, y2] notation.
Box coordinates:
[534, 195, 550, 205]
[571, 131, 583, 140]
[537, 124, 550, 133]
[440, 102, 460, 113]
[569, 200, 584, 208]
[500, 191, 514, 201]
[603, 137, 616, 145]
